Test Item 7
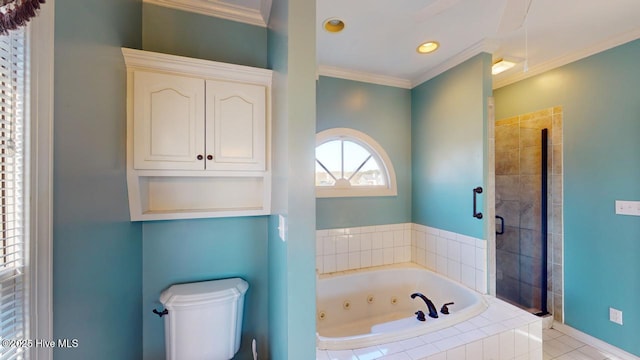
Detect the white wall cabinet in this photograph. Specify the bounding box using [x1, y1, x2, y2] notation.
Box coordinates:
[122, 48, 272, 221]
[205, 79, 266, 171]
[133, 71, 205, 170]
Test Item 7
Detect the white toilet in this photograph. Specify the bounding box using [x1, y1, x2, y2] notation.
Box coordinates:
[160, 278, 249, 360]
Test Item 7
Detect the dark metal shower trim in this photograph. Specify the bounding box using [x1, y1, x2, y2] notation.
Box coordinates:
[495, 215, 504, 235]
[538, 128, 550, 317]
[473, 186, 483, 219]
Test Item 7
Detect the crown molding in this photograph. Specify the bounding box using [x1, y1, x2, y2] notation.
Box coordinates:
[122, 48, 272, 85]
[317, 40, 497, 90]
[318, 39, 496, 90]
[411, 39, 499, 88]
[319, 30, 640, 91]
[317, 65, 412, 89]
[493, 28, 640, 89]
[144, 0, 271, 27]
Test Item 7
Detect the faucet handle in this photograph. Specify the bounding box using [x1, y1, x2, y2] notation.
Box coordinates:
[415, 310, 426, 321]
[440, 302, 454, 315]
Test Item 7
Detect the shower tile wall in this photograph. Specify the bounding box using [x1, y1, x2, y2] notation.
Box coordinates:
[495, 107, 563, 321]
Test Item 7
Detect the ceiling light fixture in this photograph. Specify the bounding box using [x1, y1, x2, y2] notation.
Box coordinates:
[323, 18, 345, 33]
[416, 41, 439, 54]
[492, 59, 517, 75]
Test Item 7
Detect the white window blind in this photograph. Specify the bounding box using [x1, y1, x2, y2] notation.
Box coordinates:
[0, 26, 28, 360]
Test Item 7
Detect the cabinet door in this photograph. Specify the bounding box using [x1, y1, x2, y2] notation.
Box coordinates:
[133, 71, 205, 170]
[205, 80, 266, 171]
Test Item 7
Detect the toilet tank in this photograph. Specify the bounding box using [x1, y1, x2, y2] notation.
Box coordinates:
[160, 278, 249, 360]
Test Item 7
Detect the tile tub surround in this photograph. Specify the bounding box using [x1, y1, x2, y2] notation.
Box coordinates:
[316, 296, 543, 360]
[411, 224, 487, 294]
[316, 224, 487, 294]
[316, 224, 413, 274]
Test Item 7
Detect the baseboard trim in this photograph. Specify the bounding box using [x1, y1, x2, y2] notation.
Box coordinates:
[552, 322, 639, 360]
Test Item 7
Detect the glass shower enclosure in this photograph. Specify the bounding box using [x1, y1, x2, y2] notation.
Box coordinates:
[495, 118, 549, 315]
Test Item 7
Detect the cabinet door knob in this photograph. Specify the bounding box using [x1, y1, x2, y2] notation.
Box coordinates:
[197, 155, 204, 160]
[207, 155, 213, 160]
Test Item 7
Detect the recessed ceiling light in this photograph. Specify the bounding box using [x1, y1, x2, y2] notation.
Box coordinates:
[324, 18, 345, 33]
[492, 59, 517, 75]
[416, 41, 439, 54]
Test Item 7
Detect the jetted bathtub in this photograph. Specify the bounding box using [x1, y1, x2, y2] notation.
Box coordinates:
[316, 263, 488, 350]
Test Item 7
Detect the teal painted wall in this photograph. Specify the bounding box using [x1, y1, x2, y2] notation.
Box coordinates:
[411, 53, 492, 239]
[141, 219, 269, 359]
[142, 3, 267, 67]
[140, 8, 271, 359]
[316, 76, 412, 229]
[53, 0, 142, 359]
[268, 0, 317, 358]
[495, 39, 640, 356]
[267, 0, 289, 355]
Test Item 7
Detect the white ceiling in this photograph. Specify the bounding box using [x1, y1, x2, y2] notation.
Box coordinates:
[316, 0, 640, 89]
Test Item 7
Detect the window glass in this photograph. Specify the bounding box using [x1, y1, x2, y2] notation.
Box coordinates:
[315, 128, 397, 197]
[316, 139, 385, 188]
[315, 141, 339, 186]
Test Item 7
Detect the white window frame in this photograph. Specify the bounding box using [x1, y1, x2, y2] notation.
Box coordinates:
[27, 2, 54, 359]
[315, 128, 397, 198]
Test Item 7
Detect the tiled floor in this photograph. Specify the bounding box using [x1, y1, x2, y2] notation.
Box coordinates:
[543, 328, 625, 360]
[317, 326, 631, 360]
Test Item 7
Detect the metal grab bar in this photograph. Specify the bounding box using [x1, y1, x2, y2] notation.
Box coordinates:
[495, 215, 504, 235]
[472, 187, 483, 219]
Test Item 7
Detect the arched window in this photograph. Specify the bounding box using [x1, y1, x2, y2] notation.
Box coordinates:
[315, 128, 397, 197]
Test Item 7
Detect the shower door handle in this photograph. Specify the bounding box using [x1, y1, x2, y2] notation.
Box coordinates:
[495, 216, 504, 235]
[472, 187, 483, 219]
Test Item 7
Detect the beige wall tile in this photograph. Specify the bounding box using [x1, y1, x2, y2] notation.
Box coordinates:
[496, 175, 520, 201]
[532, 108, 553, 119]
[552, 175, 562, 205]
[496, 116, 519, 126]
[496, 148, 520, 175]
[552, 113, 563, 145]
[521, 115, 551, 130]
[520, 127, 542, 148]
[552, 145, 563, 175]
[496, 123, 520, 150]
[520, 146, 542, 175]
